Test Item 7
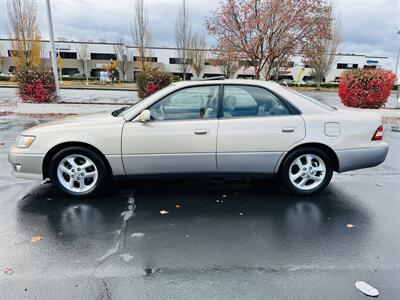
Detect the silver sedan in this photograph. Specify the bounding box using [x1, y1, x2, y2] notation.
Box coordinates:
[9, 79, 388, 197]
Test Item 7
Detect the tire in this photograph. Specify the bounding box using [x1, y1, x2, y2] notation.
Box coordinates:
[279, 147, 333, 196]
[49, 146, 108, 197]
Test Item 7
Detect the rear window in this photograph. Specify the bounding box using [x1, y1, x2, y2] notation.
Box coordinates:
[285, 88, 337, 111]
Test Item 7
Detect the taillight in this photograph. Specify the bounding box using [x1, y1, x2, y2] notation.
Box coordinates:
[372, 125, 383, 140]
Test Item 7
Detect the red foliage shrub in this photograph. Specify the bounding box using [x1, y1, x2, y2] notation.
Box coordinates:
[136, 69, 173, 99]
[17, 70, 56, 103]
[338, 69, 396, 108]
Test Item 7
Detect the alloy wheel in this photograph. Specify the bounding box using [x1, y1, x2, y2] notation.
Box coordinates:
[57, 154, 98, 193]
[288, 154, 326, 191]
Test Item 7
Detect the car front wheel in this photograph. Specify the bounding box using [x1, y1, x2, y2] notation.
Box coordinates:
[279, 147, 333, 195]
[49, 146, 108, 197]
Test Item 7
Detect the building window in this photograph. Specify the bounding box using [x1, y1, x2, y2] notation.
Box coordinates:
[205, 59, 223, 66]
[337, 63, 358, 69]
[58, 52, 77, 59]
[363, 65, 377, 69]
[169, 57, 192, 64]
[8, 50, 29, 57]
[133, 56, 157, 62]
[61, 68, 79, 76]
[90, 53, 117, 60]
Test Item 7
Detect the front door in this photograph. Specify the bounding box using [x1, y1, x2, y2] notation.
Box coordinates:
[122, 85, 220, 175]
[217, 85, 305, 173]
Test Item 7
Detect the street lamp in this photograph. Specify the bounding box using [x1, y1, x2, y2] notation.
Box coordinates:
[395, 29, 400, 107]
[45, 0, 61, 101]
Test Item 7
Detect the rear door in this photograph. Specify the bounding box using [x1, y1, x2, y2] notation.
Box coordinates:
[217, 85, 305, 173]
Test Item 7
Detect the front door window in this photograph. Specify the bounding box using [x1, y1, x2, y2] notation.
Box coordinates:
[149, 85, 219, 120]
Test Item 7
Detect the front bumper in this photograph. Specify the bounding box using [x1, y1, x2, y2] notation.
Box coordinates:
[8, 145, 45, 180]
[336, 143, 389, 173]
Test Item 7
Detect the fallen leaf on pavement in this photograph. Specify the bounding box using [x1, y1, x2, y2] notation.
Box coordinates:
[73, 205, 80, 209]
[31, 236, 44, 242]
[346, 224, 354, 228]
[375, 183, 383, 187]
[120, 253, 134, 262]
[239, 212, 244, 216]
[4, 268, 13, 275]
[160, 210, 169, 215]
[355, 281, 379, 297]
[175, 204, 181, 208]
[131, 232, 145, 238]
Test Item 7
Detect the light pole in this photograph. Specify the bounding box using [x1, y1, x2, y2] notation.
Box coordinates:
[395, 30, 400, 107]
[45, 0, 61, 101]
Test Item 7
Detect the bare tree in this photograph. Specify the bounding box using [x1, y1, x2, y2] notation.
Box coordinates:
[76, 36, 89, 85]
[188, 33, 206, 78]
[114, 34, 130, 81]
[175, 0, 192, 80]
[7, 0, 42, 72]
[206, 0, 332, 80]
[304, 9, 341, 89]
[131, 0, 152, 73]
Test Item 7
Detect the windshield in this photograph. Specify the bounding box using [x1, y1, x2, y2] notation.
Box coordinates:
[284, 88, 337, 111]
[112, 84, 177, 117]
[111, 101, 140, 117]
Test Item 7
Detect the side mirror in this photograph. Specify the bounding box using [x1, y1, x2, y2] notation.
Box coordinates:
[138, 109, 151, 123]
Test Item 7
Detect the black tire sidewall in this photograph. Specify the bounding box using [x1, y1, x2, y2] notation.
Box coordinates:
[280, 147, 333, 196]
[49, 146, 108, 197]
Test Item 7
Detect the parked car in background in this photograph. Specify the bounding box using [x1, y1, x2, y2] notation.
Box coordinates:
[0, 72, 15, 78]
[9, 79, 388, 197]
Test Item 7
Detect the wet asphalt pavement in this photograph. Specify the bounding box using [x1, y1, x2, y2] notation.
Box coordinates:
[0, 116, 399, 300]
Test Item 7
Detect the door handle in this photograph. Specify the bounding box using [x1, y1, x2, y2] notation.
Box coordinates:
[282, 127, 296, 133]
[194, 129, 209, 135]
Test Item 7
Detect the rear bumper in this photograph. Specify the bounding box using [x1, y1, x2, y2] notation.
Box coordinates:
[8, 146, 44, 180]
[336, 143, 389, 173]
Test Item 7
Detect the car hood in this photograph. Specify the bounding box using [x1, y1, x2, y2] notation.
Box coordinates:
[21, 111, 124, 135]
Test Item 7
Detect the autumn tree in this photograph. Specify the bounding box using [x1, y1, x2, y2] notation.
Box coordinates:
[175, 0, 192, 80]
[205, 0, 332, 80]
[7, 0, 42, 72]
[76, 36, 89, 85]
[131, 0, 152, 73]
[304, 7, 341, 89]
[213, 41, 241, 78]
[114, 34, 130, 81]
[189, 33, 206, 78]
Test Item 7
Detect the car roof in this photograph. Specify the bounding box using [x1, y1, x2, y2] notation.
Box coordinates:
[173, 79, 278, 88]
[122, 79, 333, 120]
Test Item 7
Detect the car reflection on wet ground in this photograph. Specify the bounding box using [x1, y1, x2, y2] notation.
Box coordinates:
[0, 115, 399, 299]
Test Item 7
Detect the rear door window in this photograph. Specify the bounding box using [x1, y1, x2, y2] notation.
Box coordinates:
[222, 85, 290, 118]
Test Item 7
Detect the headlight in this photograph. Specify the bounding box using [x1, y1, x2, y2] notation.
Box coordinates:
[16, 135, 36, 148]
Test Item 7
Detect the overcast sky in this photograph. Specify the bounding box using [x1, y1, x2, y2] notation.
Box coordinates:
[0, 0, 399, 71]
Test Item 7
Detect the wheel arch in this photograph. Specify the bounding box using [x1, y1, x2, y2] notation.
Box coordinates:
[42, 142, 113, 180]
[277, 142, 339, 173]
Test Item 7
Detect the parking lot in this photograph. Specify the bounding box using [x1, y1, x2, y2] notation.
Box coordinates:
[0, 115, 399, 299]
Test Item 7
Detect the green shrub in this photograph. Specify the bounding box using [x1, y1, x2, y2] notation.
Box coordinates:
[0, 76, 11, 81]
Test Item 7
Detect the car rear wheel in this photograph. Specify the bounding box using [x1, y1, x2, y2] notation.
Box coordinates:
[279, 147, 333, 195]
[49, 146, 108, 197]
